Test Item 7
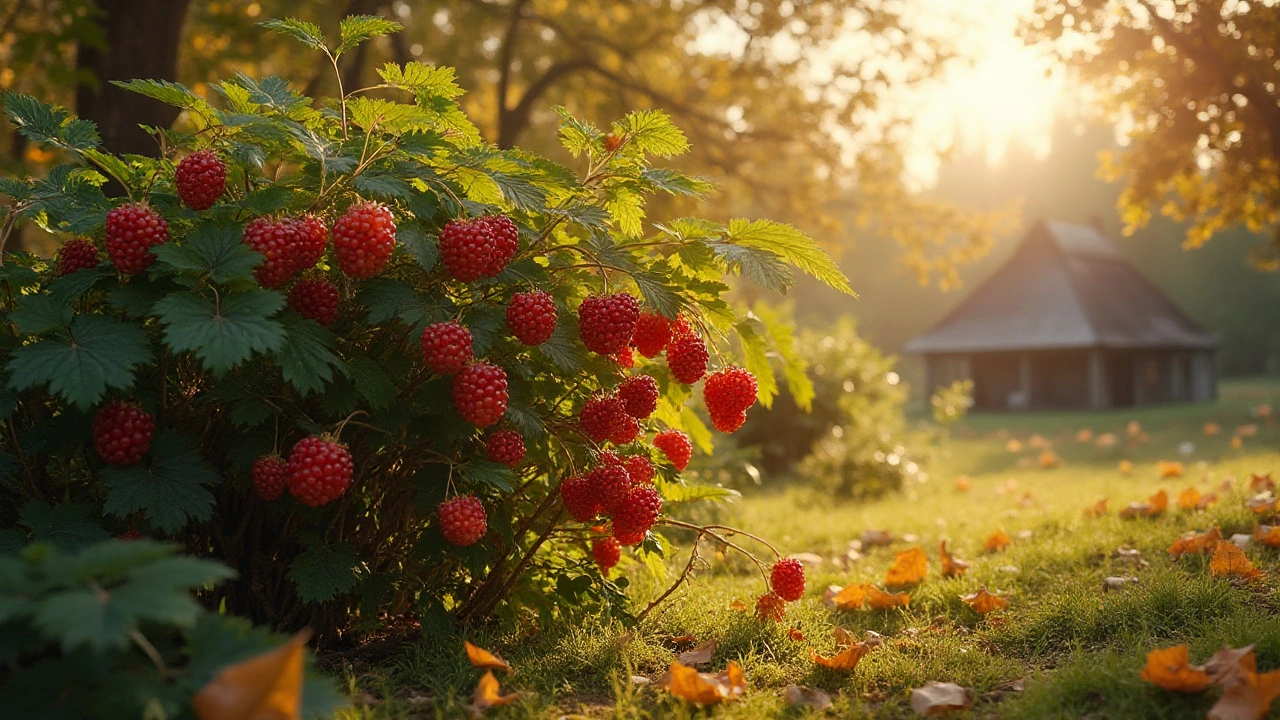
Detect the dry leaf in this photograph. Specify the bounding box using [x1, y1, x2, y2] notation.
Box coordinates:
[1077, 428, 1094, 442]
[866, 586, 910, 609]
[960, 587, 1008, 614]
[810, 642, 872, 671]
[664, 660, 747, 705]
[1238, 424, 1259, 438]
[861, 529, 893, 546]
[863, 630, 885, 647]
[666, 634, 696, 648]
[1029, 434, 1050, 449]
[1127, 420, 1143, 437]
[885, 547, 928, 587]
[1169, 527, 1222, 558]
[1258, 404, 1273, 418]
[910, 681, 974, 716]
[1199, 493, 1220, 510]
[1204, 645, 1258, 686]
[193, 630, 310, 720]
[1005, 438, 1023, 452]
[1247, 494, 1277, 515]
[940, 541, 969, 578]
[833, 626, 857, 647]
[786, 627, 805, 642]
[1145, 489, 1169, 516]
[677, 639, 717, 666]
[1254, 525, 1280, 548]
[784, 684, 833, 710]
[1204, 422, 1221, 437]
[1118, 459, 1133, 475]
[985, 529, 1012, 552]
[469, 671, 525, 717]
[729, 599, 748, 612]
[1250, 473, 1275, 494]
[464, 641, 510, 672]
[1208, 668, 1280, 720]
[954, 476, 971, 492]
[1233, 436, 1244, 449]
[1210, 541, 1262, 580]
[1085, 499, 1109, 517]
[1096, 432, 1118, 448]
[830, 583, 869, 611]
[1038, 450, 1060, 469]
[1177, 487, 1202, 510]
[1138, 645, 1211, 693]
[1120, 501, 1150, 519]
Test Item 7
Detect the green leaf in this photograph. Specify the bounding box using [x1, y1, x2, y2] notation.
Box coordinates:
[538, 321, 585, 374]
[756, 304, 814, 411]
[230, 73, 310, 115]
[101, 431, 220, 534]
[348, 355, 397, 410]
[257, 18, 327, 51]
[110, 79, 212, 116]
[153, 289, 285, 372]
[398, 222, 439, 272]
[459, 461, 514, 494]
[3, 94, 100, 151]
[642, 168, 712, 197]
[724, 219, 853, 295]
[622, 109, 689, 157]
[680, 406, 713, 455]
[353, 171, 412, 199]
[355, 278, 434, 325]
[10, 293, 73, 334]
[233, 185, 293, 214]
[657, 481, 741, 504]
[377, 62, 464, 99]
[6, 315, 151, 410]
[277, 316, 345, 396]
[713, 243, 794, 294]
[735, 319, 779, 409]
[17, 503, 109, 551]
[47, 265, 110, 305]
[604, 185, 645, 238]
[336, 15, 403, 56]
[632, 270, 685, 319]
[347, 97, 432, 134]
[288, 543, 360, 603]
[490, 172, 547, 212]
[152, 222, 261, 284]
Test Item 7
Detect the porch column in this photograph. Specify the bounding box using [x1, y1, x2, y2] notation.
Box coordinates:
[1088, 349, 1107, 409]
[1018, 353, 1032, 410]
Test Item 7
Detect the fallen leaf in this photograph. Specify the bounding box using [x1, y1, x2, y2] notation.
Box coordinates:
[1076, 428, 1094, 442]
[910, 681, 974, 716]
[955, 475, 971, 492]
[465, 641, 511, 672]
[468, 671, 526, 717]
[1103, 576, 1140, 591]
[885, 547, 928, 587]
[1145, 489, 1169, 516]
[985, 529, 1012, 552]
[1138, 645, 1212, 693]
[1210, 541, 1262, 580]
[1127, 420, 1143, 438]
[1005, 438, 1023, 452]
[833, 626, 857, 647]
[830, 583, 869, 611]
[810, 642, 872, 671]
[1158, 461, 1185, 478]
[1233, 436, 1244, 450]
[1247, 494, 1277, 515]
[1238, 424, 1259, 438]
[1038, 450, 1060, 468]
[1118, 459, 1133, 475]
[863, 630, 885, 647]
[1096, 432, 1118, 448]
[1208, 668, 1280, 720]
[861, 529, 893, 546]
[1178, 487, 1203, 510]
[1252, 473, 1276, 493]
[665, 660, 747, 705]
[1085, 499, 1109, 517]
[677, 639, 717, 666]
[1204, 644, 1258, 686]
[960, 587, 1008, 614]
[1199, 493, 1220, 510]
[940, 540, 969, 577]
[1254, 525, 1280, 548]
[666, 634, 696, 648]
[1120, 502, 1150, 519]
[1204, 422, 1222, 437]
[866, 586, 910, 609]
[1029, 434, 1050, 449]
[786, 627, 804, 642]
[193, 630, 310, 720]
[1258, 404, 1273, 418]
[1115, 547, 1150, 567]
[1169, 527, 1222, 558]
[729, 599, 748, 612]
[784, 684, 833, 710]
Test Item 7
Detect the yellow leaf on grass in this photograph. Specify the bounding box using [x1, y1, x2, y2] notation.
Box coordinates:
[1254, 525, 1280, 548]
[1145, 490, 1169, 516]
[830, 584, 869, 611]
[1169, 527, 1222, 558]
[985, 529, 1012, 553]
[1038, 450, 1060, 468]
[1208, 645, 1280, 720]
[959, 588, 1008, 614]
[677, 639, 717, 666]
[1138, 645, 1212, 693]
[193, 630, 309, 720]
[1210, 541, 1262, 580]
[469, 670, 524, 717]
[1158, 461, 1184, 478]
[885, 547, 928, 587]
[810, 642, 872, 672]
[866, 586, 910, 609]
[665, 660, 746, 705]
[1177, 487, 1203, 511]
[465, 641, 510, 671]
[1085, 499, 1108, 517]
[940, 540, 969, 578]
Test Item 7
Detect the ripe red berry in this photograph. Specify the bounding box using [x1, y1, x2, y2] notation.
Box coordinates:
[420, 321, 474, 375]
[92, 402, 155, 466]
[289, 214, 329, 271]
[631, 313, 672, 358]
[610, 414, 640, 445]
[105, 203, 168, 275]
[611, 485, 662, 541]
[579, 394, 627, 444]
[705, 367, 758, 416]
[54, 238, 100, 276]
[709, 408, 748, 434]
[118, 529, 143, 541]
[770, 558, 806, 601]
[617, 375, 659, 419]
[452, 362, 508, 427]
[622, 454, 655, 485]
[756, 591, 787, 622]
[252, 454, 288, 501]
[653, 429, 693, 472]
[286, 436, 354, 507]
[586, 463, 632, 514]
[612, 347, 635, 368]
[242, 217, 297, 288]
[485, 430, 525, 468]
[438, 217, 498, 282]
[332, 201, 396, 279]
[592, 536, 621, 572]
[288, 278, 339, 326]
[604, 134, 624, 152]
[506, 290, 557, 345]
[560, 475, 600, 521]
[439, 494, 487, 546]
[666, 333, 709, 384]
[174, 149, 227, 211]
[613, 524, 647, 547]
[479, 214, 519, 276]
[577, 293, 640, 355]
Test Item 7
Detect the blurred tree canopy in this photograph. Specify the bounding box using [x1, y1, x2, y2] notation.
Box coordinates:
[0, 0, 1002, 282]
[1029, 0, 1280, 264]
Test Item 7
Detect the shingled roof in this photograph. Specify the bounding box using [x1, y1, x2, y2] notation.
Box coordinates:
[903, 220, 1218, 354]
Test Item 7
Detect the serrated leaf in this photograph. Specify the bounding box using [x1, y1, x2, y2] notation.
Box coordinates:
[356, 278, 433, 325]
[347, 97, 432, 135]
[680, 406, 713, 455]
[276, 316, 345, 396]
[47, 265, 110, 305]
[399, 222, 439, 272]
[348, 355, 396, 409]
[622, 109, 688, 157]
[713, 243, 794, 294]
[110, 79, 212, 115]
[6, 315, 151, 410]
[735, 319, 779, 408]
[16, 503, 109, 551]
[233, 185, 293, 214]
[353, 171, 412, 199]
[755, 304, 813, 411]
[490, 172, 547, 212]
[336, 15, 403, 56]
[538, 320, 584, 373]
[377, 62, 464, 99]
[257, 18, 327, 51]
[642, 168, 712, 197]
[459, 461, 515, 494]
[605, 185, 645, 237]
[657, 481, 741, 504]
[153, 222, 261, 284]
[465, 303, 507, 355]
[288, 543, 360, 603]
[229, 73, 310, 115]
[102, 431, 220, 533]
[504, 394, 545, 439]
[10, 293, 73, 334]
[3, 94, 100, 151]
[725, 219, 853, 295]
[153, 289, 285, 372]
[632, 271, 685, 318]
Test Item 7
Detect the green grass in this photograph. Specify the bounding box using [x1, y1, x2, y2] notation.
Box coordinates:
[336, 379, 1280, 718]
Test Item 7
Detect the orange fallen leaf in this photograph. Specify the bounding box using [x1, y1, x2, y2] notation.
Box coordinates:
[960, 587, 1008, 614]
[1210, 541, 1262, 580]
[1145, 489, 1169, 516]
[1138, 645, 1212, 693]
[1233, 436, 1244, 449]
[1205, 644, 1258, 686]
[469, 670, 525, 717]
[985, 529, 1012, 552]
[784, 684, 833, 710]
[729, 599, 748, 612]
[1096, 432, 1118, 448]
[1029, 434, 1050, 449]
[1250, 473, 1275, 494]
[665, 660, 746, 705]
[1169, 527, 1222, 558]
[465, 641, 511, 672]
[833, 626, 857, 647]
[954, 475, 971, 492]
[786, 627, 804, 642]
[1118, 459, 1133, 475]
[1158, 461, 1184, 478]
[1085, 499, 1108, 517]
[910, 681, 974, 715]
[193, 630, 310, 720]
[1238, 424, 1259, 438]
[1258, 404, 1273, 418]
[1005, 439, 1022, 452]
[885, 547, 928, 587]
[830, 583, 869, 611]
[940, 540, 969, 577]
[1204, 422, 1222, 437]
[1127, 420, 1143, 438]
[1199, 493, 1220, 510]
[667, 634, 696, 648]
[1076, 428, 1094, 442]
[1209, 657, 1280, 720]
[810, 642, 872, 671]
[1177, 487, 1203, 511]
[1247, 494, 1277, 515]
[1253, 525, 1280, 548]
[1038, 450, 1060, 469]
[866, 586, 910, 609]
[677, 639, 717, 666]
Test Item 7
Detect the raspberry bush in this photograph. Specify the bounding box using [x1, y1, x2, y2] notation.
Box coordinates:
[0, 16, 850, 639]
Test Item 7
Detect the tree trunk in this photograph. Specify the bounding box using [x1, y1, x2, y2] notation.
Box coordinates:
[75, 0, 192, 156]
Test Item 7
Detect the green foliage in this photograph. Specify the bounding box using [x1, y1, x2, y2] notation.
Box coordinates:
[931, 378, 974, 427]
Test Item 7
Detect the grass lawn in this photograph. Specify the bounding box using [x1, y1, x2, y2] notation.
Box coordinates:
[338, 379, 1280, 719]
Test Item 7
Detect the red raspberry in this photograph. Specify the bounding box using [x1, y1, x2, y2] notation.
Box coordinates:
[770, 558, 806, 601]
[709, 408, 748, 434]
[577, 293, 640, 355]
[586, 463, 632, 514]
[631, 313, 672, 358]
[506, 290, 557, 346]
[612, 347, 635, 368]
[610, 414, 640, 445]
[485, 430, 525, 467]
[604, 134, 624, 152]
[560, 475, 600, 521]
[289, 214, 328, 271]
[118, 530, 143, 541]
[242, 218, 297, 288]
[439, 494, 487, 546]
[756, 591, 787, 622]
[666, 334, 709, 384]
[613, 524, 647, 547]
[653, 429, 693, 471]
[286, 436, 354, 507]
[105, 203, 168, 275]
[332, 201, 396, 279]
[438, 217, 497, 282]
[479, 214, 519, 276]
[252, 454, 288, 501]
[174, 149, 226, 211]
[617, 375, 659, 419]
[705, 367, 758, 415]
[579, 394, 627, 444]
[92, 402, 155, 466]
[611, 485, 662, 540]
[420, 321, 474, 375]
[287, 278, 339, 326]
[670, 315, 695, 338]
[54, 238, 100, 276]
[452, 362, 508, 427]
[623, 455, 655, 485]
[593, 536, 621, 572]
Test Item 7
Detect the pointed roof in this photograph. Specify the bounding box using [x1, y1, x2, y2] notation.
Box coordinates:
[903, 220, 1218, 354]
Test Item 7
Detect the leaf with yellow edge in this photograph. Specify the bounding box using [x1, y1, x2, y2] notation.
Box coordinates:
[465, 641, 510, 671]
[960, 587, 1008, 614]
[1254, 525, 1280, 548]
[865, 586, 910, 609]
[940, 540, 969, 578]
[192, 630, 310, 720]
[1169, 527, 1221, 558]
[885, 547, 927, 588]
[985, 530, 1011, 553]
[469, 670, 525, 717]
[1158, 461, 1184, 478]
[1177, 487, 1202, 510]
[664, 660, 747, 705]
[810, 642, 872, 671]
[1138, 645, 1212, 693]
[829, 583, 869, 611]
[1085, 499, 1108, 517]
[1210, 541, 1262, 581]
